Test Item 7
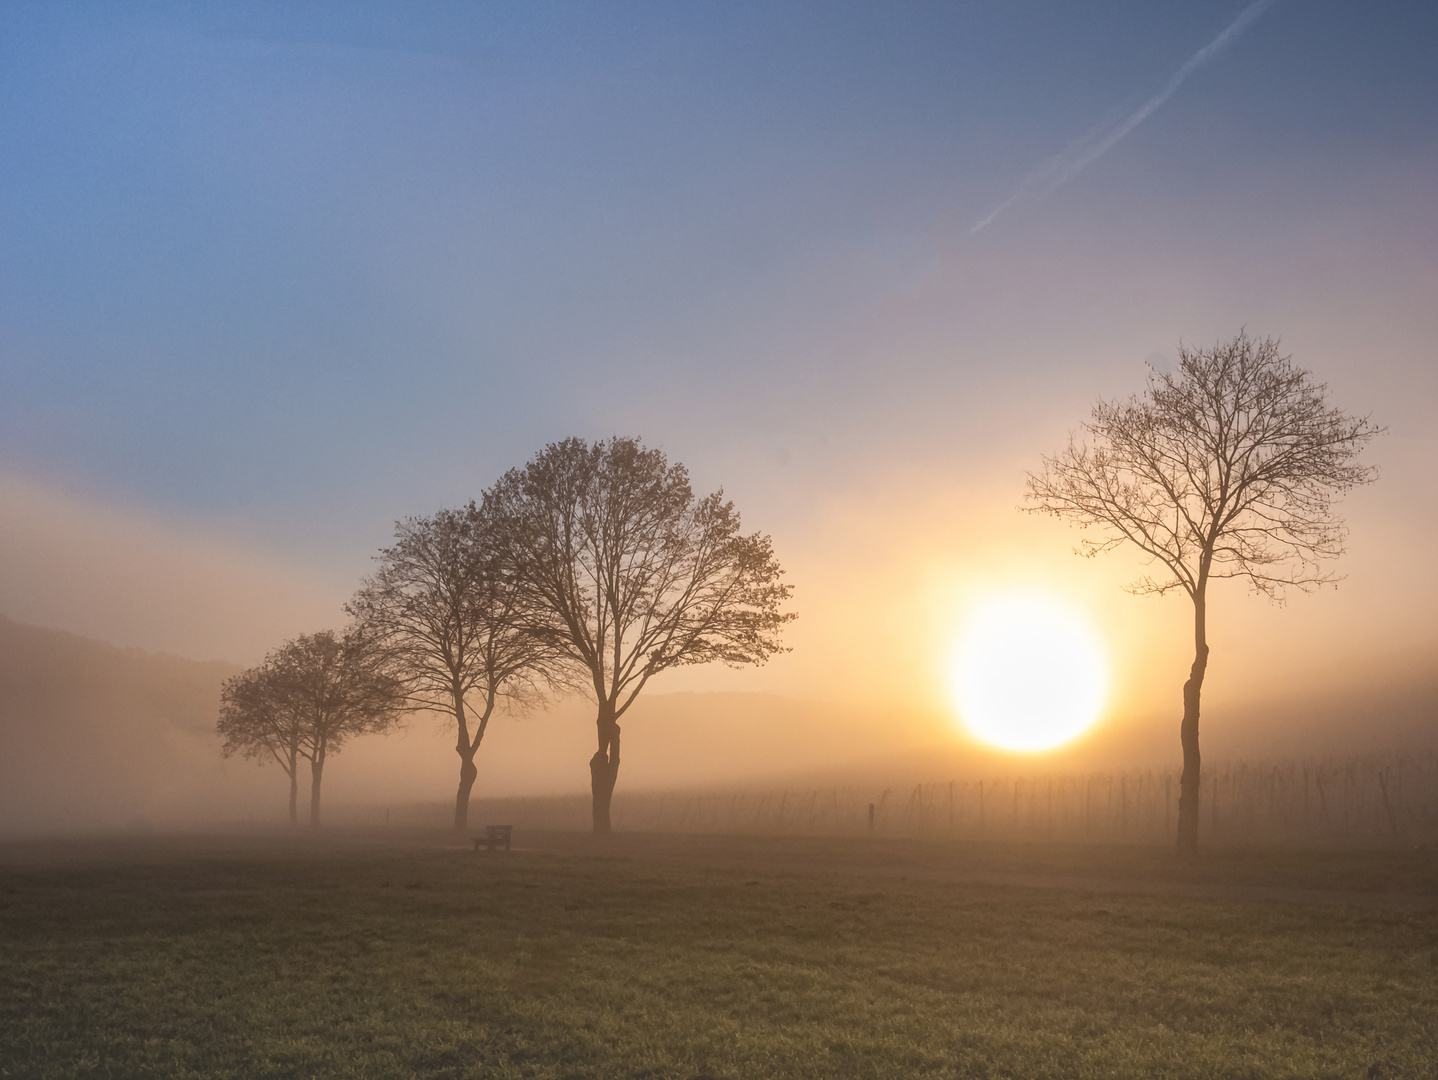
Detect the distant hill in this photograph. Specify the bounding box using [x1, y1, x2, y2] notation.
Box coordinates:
[0, 614, 246, 833]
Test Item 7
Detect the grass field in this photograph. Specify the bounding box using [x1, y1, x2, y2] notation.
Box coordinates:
[2, 831, 1436, 1079]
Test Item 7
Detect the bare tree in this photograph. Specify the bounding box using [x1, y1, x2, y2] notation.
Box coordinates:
[218, 628, 405, 826]
[1025, 332, 1380, 853]
[486, 437, 795, 834]
[348, 504, 557, 831]
[279, 629, 408, 826]
[219, 663, 305, 825]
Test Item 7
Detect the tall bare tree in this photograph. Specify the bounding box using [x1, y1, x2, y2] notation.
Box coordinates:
[1025, 332, 1380, 853]
[486, 437, 795, 833]
[348, 504, 557, 831]
[218, 628, 405, 826]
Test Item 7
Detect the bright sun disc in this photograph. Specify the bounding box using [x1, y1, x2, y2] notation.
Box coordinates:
[950, 596, 1107, 752]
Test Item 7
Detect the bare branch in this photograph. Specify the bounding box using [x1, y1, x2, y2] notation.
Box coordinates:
[347, 504, 569, 761]
[1024, 331, 1381, 601]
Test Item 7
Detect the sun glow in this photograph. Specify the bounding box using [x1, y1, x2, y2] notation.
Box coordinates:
[950, 595, 1107, 752]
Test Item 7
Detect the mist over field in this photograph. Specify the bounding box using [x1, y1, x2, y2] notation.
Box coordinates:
[0, 3, 1431, 838]
[1, 602, 1432, 837]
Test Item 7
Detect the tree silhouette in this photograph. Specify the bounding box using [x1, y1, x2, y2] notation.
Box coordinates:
[218, 628, 405, 826]
[218, 661, 305, 825]
[486, 437, 795, 833]
[1025, 332, 1380, 854]
[349, 505, 560, 831]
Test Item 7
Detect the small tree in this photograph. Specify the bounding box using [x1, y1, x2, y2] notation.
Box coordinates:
[1025, 332, 1380, 853]
[219, 662, 305, 825]
[348, 505, 558, 831]
[279, 629, 408, 826]
[486, 437, 795, 834]
[218, 628, 405, 826]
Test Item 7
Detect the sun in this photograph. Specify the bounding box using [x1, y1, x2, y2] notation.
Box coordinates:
[949, 595, 1107, 752]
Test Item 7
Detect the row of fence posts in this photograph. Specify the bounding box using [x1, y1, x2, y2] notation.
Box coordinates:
[364, 752, 1436, 844]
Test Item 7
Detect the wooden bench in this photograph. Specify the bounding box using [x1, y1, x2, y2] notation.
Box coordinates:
[474, 825, 513, 852]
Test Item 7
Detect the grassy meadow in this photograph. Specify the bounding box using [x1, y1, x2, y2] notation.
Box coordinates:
[1, 830, 1436, 1079]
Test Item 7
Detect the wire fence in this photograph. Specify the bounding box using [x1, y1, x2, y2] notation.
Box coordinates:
[369, 750, 1438, 847]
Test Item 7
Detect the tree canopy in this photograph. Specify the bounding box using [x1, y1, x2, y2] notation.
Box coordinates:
[1026, 333, 1380, 601]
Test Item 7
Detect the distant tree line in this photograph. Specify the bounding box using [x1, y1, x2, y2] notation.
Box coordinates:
[220, 436, 796, 832]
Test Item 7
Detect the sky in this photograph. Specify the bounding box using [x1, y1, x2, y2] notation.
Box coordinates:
[1, 1, 1435, 778]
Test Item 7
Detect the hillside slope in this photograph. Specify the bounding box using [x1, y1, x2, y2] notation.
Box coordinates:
[0, 615, 244, 833]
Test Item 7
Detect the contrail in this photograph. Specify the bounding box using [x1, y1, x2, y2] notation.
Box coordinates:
[971, 0, 1277, 233]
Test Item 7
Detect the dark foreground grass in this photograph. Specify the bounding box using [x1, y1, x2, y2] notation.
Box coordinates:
[1, 833, 1436, 1079]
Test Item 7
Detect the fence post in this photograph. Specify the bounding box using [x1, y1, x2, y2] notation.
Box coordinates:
[1303, 766, 1310, 831]
[1316, 771, 1331, 836]
[1378, 769, 1400, 838]
[1164, 775, 1171, 837]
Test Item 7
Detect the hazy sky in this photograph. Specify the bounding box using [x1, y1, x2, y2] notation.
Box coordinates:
[2, 2, 1434, 738]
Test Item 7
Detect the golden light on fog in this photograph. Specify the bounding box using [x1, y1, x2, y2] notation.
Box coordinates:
[950, 595, 1107, 752]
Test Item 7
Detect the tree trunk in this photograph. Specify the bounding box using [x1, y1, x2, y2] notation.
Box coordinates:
[1177, 589, 1209, 856]
[453, 683, 477, 831]
[309, 752, 324, 828]
[287, 749, 299, 826]
[455, 754, 478, 831]
[590, 707, 621, 835]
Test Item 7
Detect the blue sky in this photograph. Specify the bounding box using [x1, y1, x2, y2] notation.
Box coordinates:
[1, 2, 1434, 703]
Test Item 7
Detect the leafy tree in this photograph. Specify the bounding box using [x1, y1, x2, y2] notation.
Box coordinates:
[1025, 332, 1380, 853]
[485, 437, 795, 833]
[349, 505, 558, 831]
[218, 629, 405, 826]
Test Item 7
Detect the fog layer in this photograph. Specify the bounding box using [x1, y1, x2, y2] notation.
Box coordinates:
[2, 609, 1431, 836]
